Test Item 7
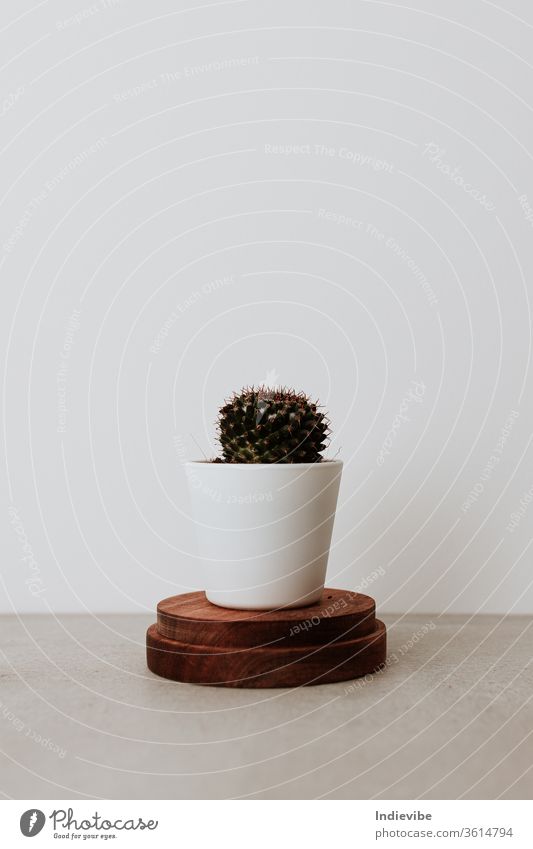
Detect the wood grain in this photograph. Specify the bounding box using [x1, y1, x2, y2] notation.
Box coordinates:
[146, 621, 386, 687]
[147, 588, 387, 687]
[157, 588, 377, 647]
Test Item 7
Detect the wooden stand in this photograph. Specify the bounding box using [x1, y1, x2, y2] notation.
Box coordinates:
[146, 588, 387, 688]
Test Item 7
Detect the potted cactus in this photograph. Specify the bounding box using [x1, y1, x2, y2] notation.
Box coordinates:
[185, 387, 342, 610]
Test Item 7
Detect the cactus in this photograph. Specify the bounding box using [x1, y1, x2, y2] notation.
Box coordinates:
[216, 386, 330, 463]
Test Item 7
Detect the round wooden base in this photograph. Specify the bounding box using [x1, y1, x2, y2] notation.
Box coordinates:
[146, 589, 387, 688]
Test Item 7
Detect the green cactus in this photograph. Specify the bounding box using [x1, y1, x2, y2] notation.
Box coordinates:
[216, 386, 330, 463]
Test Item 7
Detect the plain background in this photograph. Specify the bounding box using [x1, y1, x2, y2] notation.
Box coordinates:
[2, 0, 533, 615]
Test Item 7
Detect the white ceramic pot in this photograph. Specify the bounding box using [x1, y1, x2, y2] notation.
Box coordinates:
[185, 460, 343, 610]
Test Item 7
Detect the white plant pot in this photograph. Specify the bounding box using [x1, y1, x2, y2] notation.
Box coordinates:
[185, 460, 343, 610]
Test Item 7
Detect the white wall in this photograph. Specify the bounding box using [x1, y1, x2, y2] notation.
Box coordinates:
[2, 0, 533, 614]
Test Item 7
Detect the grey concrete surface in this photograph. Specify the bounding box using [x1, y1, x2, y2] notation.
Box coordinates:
[0, 613, 531, 800]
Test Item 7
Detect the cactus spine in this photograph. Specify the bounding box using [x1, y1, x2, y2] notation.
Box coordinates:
[216, 386, 329, 463]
